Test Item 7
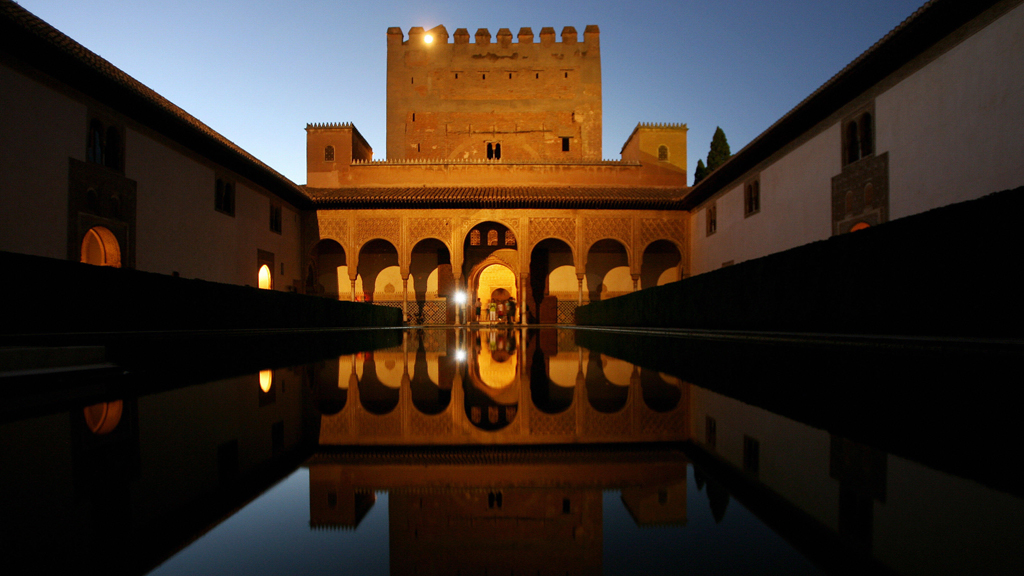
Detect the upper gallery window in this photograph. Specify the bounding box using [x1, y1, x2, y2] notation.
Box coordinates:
[487, 229, 498, 246]
[270, 204, 282, 234]
[843, 106, 874, 166]
[706, 202, 717, 236]
[215, 178, 236, 216]
[744, 178, 760, 217]
[470, 230, 481, 246]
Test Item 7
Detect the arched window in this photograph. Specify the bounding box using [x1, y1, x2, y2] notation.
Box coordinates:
[494, 143, 501, 160]
[87, 119, 104, 165]
[658, 145, 668, 161]
[470, 229, 481, 246]
[487, 229, 498, 246]
[850, 222, 870, 232]
[504, 231, 515, 246]
[258, 264, 273, 289]
[846, 121, 860, 164]
[859, 113, 873, 158]
[80, 226, 121, 268]
[487, 142, 494, 160]
[325, 145, 335, 162]
[104, 126, 121, 171]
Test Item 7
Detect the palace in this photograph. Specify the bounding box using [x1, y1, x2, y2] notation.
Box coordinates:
[2, 0, 1022, 326]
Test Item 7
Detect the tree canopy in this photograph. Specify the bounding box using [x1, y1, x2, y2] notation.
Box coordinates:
[693, 159, 708, 185]
[707, 126, 731, 171]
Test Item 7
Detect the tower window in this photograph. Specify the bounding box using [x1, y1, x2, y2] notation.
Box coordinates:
[455, 72, 459, 79]
[412, 113, 416, 122]
[562, 137, 570, 152]
[658, 145, 668, 161]
[487, 142, 494, 159]
[494, 143, 501, 160]
[325, 145, 335, 162]
[482, 73, 486, 80]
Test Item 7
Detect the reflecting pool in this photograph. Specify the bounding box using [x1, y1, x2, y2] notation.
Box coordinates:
[1, 327, 1021, 575]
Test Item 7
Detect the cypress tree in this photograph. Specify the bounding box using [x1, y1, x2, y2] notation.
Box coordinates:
[706, 126, 731, 171]
[693, 159, 708, 185]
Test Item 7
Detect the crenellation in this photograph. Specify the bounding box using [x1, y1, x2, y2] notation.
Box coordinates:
[497, 28, 513, 48]
[475, 28, 491, 45]
[540, 27, 556, 46]
[518, 27, 534, 44]
[453, 28, 470, 44]
[561, 26, 577, 43]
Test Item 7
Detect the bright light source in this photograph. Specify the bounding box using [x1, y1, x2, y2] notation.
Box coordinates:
[455, 349, 467, 362]
[259, 369, 272, 393]
[454, 291, 466, 304]
[424, 34, 433, 44]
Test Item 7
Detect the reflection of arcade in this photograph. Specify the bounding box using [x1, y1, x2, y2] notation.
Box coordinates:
[465, 329, 519, 430]
[314, 329, 688, 445]
[307, 448, 689, 575]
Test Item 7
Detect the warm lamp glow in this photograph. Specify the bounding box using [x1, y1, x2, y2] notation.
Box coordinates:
[424, 34, 433, 44]
[259, 369, 272, 393]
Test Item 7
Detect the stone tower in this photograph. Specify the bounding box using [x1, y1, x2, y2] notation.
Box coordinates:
[386, 25, 602, 161]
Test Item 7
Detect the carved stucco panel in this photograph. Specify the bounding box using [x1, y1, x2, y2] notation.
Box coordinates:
[408, 217, 453, 248]
[318, 213, 349, 245]
[355, 217, 401, 248]
[638, 218, 686, 251]
[529, 217, 577, 251]
[583, 217, 632, 252]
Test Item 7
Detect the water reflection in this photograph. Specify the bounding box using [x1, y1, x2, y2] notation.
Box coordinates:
[314, 328, 688, 445]
[2, 327, 1021, 575]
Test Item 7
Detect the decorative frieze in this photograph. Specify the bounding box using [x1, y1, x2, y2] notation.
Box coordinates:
[583, 217, 631, 251]
[529, 217, 576, 250]
[355, 217, 401, 247]
[408, 217, 452, 247]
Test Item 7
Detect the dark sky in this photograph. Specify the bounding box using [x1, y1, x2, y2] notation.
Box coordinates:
[18, 0, 925, 184]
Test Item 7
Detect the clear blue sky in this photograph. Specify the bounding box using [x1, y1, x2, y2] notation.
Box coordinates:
[17, 0, 924, 185]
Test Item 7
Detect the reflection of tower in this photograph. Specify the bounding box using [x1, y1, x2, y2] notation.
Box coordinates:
[308, 467, 376, 529]
[389, 488, 602, 576]
[621, 481, 688, 526]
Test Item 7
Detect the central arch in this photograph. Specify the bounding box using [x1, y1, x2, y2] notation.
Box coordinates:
[464, 221, 519, 323]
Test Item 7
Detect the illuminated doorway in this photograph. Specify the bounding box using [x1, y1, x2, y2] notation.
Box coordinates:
[475, 263, 517, 323]
[80, 226, 121, 267]
[258, 264, 272, 289]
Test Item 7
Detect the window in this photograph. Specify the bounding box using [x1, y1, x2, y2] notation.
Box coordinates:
[843, 105, 875, 166]
[494, 143, 501, 160]
[744, 178, 760, 217]
[504, 231, 515, 246]
[270, 204, 282, 234]
[324, 145, 335, 162]
[87, 119, 104, 164]
[258, 264, 272, 289]
[487, 142, 502, 160]
[859, 113, 873, 158]
[215, 178, 235, 216]
[658, 145, 668, 161]
[105, 126, 122, 171]
[470, 229, 481, 246]
[562, 137, 570, 152]
[487, 142, 493, 159]
[487, 229, 498, 246]
[86, 118, 124, 171]
[706, 203, 717, 236]
[412, 113, 416, 122]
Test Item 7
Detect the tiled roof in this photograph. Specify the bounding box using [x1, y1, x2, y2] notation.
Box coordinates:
[305, 186, 688, 209]
[682, 0, 1004, 210]
[0, 0, 309, 209]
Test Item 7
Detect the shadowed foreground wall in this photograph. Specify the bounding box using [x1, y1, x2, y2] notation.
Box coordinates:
[577, 186, 1024, 338]
[2, 251, 401, 333]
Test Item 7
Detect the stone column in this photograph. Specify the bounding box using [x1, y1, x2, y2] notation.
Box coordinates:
[631, 274, 640, 292]
[518, 272, 528, 324]
[402, 274, 409, 321]
[577, 274, 585, 305]
[350, 278, 357, 302]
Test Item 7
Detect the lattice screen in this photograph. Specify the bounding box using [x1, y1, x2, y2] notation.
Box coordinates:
[556, 301, 578, 324]
[407, 300, 448, 325]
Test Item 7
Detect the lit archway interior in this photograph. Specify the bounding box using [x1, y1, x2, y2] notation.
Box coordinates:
[259, 369, 273, 393]
[80, 226, 121, 268]
[476, 264, 517, 307]
[258, 264, 272, 289]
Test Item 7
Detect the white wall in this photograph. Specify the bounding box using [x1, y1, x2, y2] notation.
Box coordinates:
[688, 4, 1024, 276]
[879, 2, 1024, 219]
[0, 64, 85, 259]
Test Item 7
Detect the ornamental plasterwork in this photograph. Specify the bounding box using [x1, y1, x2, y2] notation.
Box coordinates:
[318, 213, 348, 244]
[355, 217, 401, 248]
[529, 217, 576, 251]
[408, 217, 452, 248]
[638, 218, 686, 251]
[583, 217, 632, 251]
